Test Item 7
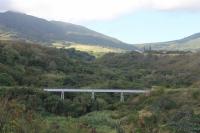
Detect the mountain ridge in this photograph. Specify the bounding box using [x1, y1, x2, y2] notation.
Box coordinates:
[135, 32, 200, 51]
[0, 11, 137, 51]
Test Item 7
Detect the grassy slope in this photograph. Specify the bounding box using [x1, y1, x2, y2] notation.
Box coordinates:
[135, 38, 200, 51]
[52, 42, 125, 57]
[0, 29, 15, 40]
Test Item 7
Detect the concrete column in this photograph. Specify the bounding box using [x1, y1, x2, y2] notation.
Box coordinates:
[61, 91, 64, 100]
[120, 92, 124, 102]
[91, 91, 95, 100]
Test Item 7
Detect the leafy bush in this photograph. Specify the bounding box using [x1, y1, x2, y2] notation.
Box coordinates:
[169, 110, 200, 133]
[152, 96, 177, 111]
[0, 73, 15, 86]
[191, 90, 200, 100]
[0, 99, 46, 133]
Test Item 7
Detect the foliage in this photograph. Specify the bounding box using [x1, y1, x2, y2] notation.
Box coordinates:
[169, 110, 200, 133]
[0, 99, 46, 133]
[2, 41, 200, 89]
[1, 40, 200, 133]
[0, 73, 15, 86]
[152, 96, 177, 111]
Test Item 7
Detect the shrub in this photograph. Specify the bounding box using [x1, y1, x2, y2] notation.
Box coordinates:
[44, 95, 64, 114]
[152, 97, 177, 111]
[191, 90, 200, 100]
[169, 110, 200, 133]
[0, 73, 15, 86]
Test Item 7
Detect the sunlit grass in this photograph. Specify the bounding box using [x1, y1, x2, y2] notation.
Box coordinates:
[52, 42, 125, 57]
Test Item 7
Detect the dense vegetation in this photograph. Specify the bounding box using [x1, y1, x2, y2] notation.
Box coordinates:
[97, 51, 200, 88]
[0, 40, 200, 133]
[1, 40, 200, 89]
[1, 86, 200, 133]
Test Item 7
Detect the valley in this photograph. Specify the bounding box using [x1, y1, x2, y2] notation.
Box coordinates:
[0, 40, 200, 133]
[0, 10, 200, 133]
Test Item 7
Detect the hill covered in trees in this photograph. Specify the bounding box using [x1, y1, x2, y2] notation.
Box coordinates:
[0, 41, 200, 132]
[1, 41, 200, 89]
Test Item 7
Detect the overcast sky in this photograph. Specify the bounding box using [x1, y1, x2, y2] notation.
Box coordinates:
[1, 0, 200, 43]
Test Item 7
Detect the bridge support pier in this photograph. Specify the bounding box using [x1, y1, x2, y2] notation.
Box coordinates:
[61, 91, 64, 100]
[120, 92, 124, 102]
[91, 91, 95, 100]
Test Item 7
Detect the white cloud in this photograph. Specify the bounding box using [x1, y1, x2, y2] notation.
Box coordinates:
[1, 0, 200, 23]
[150, 0, 200, 11]
[7, 0, 140, 22]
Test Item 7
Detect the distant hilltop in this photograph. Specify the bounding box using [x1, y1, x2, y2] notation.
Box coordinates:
[0, 11, 137, 51]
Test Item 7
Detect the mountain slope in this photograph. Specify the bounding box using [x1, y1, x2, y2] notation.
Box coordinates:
[0, 11, 137, 50]
[135, 33, 200, 51]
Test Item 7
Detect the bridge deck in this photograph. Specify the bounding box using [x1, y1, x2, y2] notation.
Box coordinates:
[44, 89, 150, 102]
[44, 89, 148, 93]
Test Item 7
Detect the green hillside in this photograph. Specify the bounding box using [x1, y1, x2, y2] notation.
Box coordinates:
[0, 11, 137, 51]
[135, 33, 200, 51]
[1, 41, 200, 133]
[1, 40, 200, 88]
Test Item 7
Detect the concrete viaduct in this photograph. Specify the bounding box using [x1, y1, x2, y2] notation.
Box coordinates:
[44, 89, 150, 102]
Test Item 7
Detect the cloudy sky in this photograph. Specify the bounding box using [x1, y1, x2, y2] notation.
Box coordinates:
[0, 0, 200, 43]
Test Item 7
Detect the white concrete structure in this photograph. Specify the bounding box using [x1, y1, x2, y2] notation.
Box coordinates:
[44, 89, 149, 102]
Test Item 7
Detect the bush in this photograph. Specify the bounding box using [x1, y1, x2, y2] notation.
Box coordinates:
[44, 95, 65, 114]
[191, 90, 200, 100]
[0, 99, 46, 133]
[152, 97, 177, 111]
[0, 73, 15, 86]
[169, 110, 200, 133]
